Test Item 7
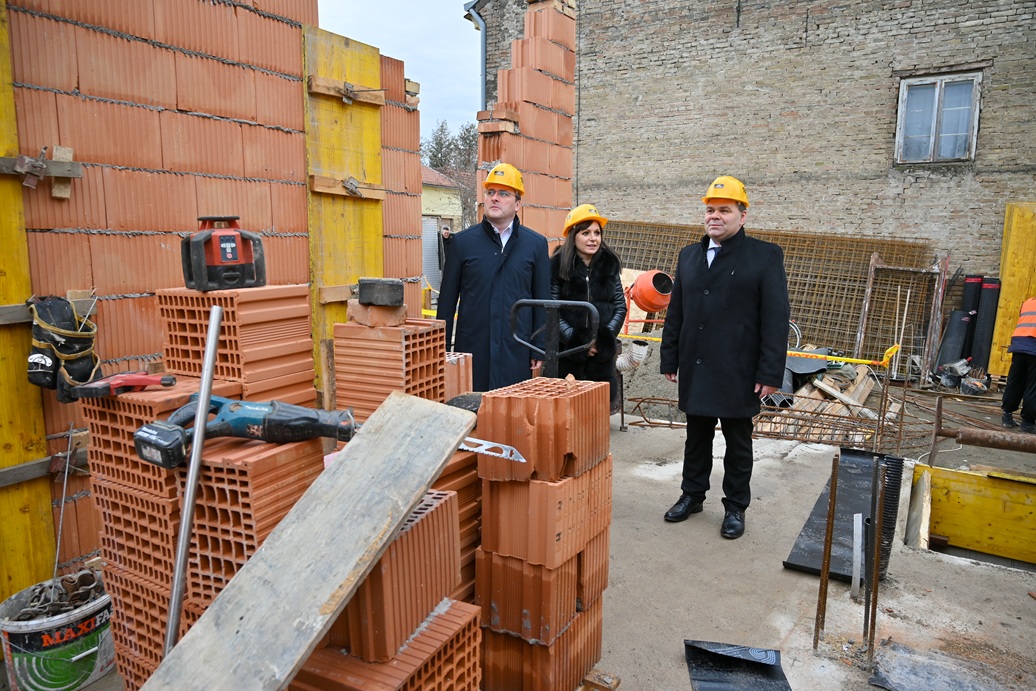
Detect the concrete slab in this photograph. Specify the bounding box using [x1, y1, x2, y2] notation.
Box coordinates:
[598, 419, 1036, 689]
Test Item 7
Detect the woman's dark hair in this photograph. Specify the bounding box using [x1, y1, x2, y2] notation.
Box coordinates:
[555, 220, 620, 281]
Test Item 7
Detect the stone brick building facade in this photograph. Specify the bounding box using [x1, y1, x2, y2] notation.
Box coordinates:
[472, 0, 1036, 276]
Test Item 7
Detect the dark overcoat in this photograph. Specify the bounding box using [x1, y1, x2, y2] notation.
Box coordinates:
[659, 228, 790, 418]
[550, 246, 627, 375]
[436, 217, 550, 391]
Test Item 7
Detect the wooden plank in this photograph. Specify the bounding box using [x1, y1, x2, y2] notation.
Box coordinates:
[50, 144, 73, 199]
[0, 0, 56, 602]
[141, 392, 476, 691]
[813, 378, 878, 420]
[970, 464, 1036, 483]
[0, 297, 98, 325]
[904, 468, 931, 549]
[316, 284, 356, 305]
[581, 669, 622, 690]
[308, 174, 386, 200]
[919, 464, 1036, 563]
[307, 75, 385, 106]
[0, 448, 89, 489]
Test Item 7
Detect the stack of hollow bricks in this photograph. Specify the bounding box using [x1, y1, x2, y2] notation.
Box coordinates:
[476, 378, 613, 690]
[86, 294, 480, 689]
[478, 1, 577, 241]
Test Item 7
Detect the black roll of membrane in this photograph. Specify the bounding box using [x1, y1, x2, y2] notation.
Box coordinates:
[961, 274, 983, 358]
[936, 310, 968, 366]
[970, 278, 1001, 371]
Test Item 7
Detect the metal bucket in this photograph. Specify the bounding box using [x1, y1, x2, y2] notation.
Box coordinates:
[0, 583, 115, 691]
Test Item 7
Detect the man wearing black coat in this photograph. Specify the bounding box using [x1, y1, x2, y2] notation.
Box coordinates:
[660, 176, 790, 539]
[436, 163, 550, 391]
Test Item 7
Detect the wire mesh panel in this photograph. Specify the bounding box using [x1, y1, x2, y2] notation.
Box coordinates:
[606, 220, 934, 360]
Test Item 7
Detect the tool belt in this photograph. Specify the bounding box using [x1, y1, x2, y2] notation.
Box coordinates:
[26, 296, 101, 403]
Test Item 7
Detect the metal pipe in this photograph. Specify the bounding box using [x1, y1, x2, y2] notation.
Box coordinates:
[813, 451, 840, 650]
[164, 305, 223, 656]
[463, 2, 487, 110]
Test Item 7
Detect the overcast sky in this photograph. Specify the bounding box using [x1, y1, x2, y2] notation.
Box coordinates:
[317, 1, 483, 143]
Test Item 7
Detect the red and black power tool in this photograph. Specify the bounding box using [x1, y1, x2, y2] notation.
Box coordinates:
[134, 395, 358, 469]
[181, 216, 266, 292]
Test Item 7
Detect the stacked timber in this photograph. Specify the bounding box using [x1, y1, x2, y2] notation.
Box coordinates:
[755, 365, 901, 446]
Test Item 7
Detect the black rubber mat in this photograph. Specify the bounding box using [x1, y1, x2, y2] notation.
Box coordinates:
[969, 278, 1000, 371]
[683, 640, 791, 690]
[782, 448, 903, 583]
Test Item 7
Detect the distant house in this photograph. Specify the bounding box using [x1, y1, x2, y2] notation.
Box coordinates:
[421, 165, 462, 294]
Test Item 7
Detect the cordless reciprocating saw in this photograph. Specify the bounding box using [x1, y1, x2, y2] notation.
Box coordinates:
[134, 394, 358, 469]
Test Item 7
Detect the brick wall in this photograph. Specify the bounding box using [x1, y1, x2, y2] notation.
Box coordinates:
[483, 1, 1036, 276]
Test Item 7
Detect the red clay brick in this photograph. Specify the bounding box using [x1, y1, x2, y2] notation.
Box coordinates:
[481, 597, 602, 691]
[174, 52, 257, 122]
[324, 491, 461, 663]
[9, 10, 78, 90]
[477, 378, 609, 482]
[333, 320, 446, 422]
[293, 600, 481, 691]
[158, 285, 312, 382]
[481, 455, 613, 568]
[444, 352, 474, 402]
[75, 27, 177, 109]
[475, 529, 608, 645]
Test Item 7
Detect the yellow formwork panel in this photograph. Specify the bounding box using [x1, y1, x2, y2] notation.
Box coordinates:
[989, 203, 1036, 377]
[0, 2, 56, 601]
[917, 464, 1036, 564]
[303, 27, 385, 402]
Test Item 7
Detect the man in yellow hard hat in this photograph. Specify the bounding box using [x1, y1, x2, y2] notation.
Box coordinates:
[436, 162, 550, 390]
[659, 175, 790, 539]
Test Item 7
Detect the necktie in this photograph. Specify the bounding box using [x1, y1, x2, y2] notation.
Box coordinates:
[708, 245, 722, 268]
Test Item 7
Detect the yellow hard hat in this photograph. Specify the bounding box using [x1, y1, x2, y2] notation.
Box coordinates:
[702, 175, 749, 208]
[483, 162, 525, 196]
[563, 203, 608, 237]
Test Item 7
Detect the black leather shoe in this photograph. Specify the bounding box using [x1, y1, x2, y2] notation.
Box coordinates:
[721, 510, 745, 539]
[664, 495, 703, 522]
[1002, 411, 1017, 428]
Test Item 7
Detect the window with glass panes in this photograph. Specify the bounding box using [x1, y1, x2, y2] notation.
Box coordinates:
[895, 73, 981, 164]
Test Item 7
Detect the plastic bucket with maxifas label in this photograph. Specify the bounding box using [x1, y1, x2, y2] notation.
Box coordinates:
[0, 583, 115, 691]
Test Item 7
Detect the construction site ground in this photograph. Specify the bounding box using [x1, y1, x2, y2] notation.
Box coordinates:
[3, 389, 1034, 691]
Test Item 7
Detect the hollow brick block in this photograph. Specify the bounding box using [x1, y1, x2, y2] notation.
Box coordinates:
[293, 600, 481, 691]
[323, 491, 461, 663]
[333, 319, 446, 422]
[157, 284, 312, 382]
[81, 376, 242, 498]
[477, 378, 610, 482]
[481, 455, 613, 568]
[481, 597, 602, 691]
[525, 3, 577, 51]
[444, 352, 474, 402]
[475, 529, 609, 644]
[186, 437, 326, 606]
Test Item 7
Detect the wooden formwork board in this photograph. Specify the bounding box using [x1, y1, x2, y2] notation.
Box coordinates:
[0, 2, 56, 601]
[989, 203, 1036, 377]
[917, 463, 1036, 565]
[303, 26, 386, 398]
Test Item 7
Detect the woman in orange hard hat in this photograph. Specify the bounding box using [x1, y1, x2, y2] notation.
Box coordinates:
[550, 203, 627, 414]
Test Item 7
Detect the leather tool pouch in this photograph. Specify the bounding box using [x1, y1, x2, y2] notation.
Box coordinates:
[27, 296, 101, 403]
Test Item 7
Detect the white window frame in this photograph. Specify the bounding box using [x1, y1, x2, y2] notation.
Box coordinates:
[895, 73, 981, 164]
